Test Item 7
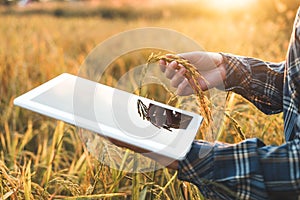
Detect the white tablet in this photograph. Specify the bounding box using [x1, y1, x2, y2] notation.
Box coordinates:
[14, 73, 203, 160]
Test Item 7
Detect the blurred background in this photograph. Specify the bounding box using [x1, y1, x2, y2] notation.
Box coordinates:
[0, 0, 299, 199]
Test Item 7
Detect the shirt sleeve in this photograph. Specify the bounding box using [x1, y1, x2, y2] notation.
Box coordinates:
[178, 136, 300, 200]
[221, 53, 285, 115]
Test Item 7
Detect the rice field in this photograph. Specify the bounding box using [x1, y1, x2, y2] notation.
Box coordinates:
[0, 0, 297, 199]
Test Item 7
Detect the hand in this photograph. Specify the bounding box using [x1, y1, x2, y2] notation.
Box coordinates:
[108, 137, 179, 169]
[159, 51, 226, 96]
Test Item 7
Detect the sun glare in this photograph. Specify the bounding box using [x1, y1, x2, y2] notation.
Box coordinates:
[208, 0, 257, 11]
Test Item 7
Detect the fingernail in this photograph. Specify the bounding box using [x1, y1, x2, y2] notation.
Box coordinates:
[159, 60, 165, 64]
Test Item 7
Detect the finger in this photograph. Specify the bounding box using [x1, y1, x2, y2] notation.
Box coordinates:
[176, 79, 194, 96]
[165, 61, 178, 79]
[165, 53, 176, 58]
[170, 67, 186, 88]
[159, 59, 166, 72]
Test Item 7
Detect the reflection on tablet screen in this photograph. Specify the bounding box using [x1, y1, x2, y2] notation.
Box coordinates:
[137, 99, 193, 132]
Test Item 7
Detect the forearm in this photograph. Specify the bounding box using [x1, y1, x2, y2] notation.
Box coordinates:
[221, 53, 285, 114]
[178, 137, 300, 199]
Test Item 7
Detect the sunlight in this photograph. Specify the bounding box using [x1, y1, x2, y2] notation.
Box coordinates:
[208, 0, 257, 10]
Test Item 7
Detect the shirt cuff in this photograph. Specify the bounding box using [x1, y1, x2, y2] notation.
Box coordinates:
[178, 140, 214, 185]
[219, 53, 252, 92]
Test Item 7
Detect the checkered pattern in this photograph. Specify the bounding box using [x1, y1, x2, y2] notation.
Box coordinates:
[178, 7, 300, 200]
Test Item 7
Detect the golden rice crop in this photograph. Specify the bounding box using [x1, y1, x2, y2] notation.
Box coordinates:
[0, 1, 292, 199]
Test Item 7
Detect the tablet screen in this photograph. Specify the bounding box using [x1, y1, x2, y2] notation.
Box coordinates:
[31, 76, 194, 135]
[15, 73, 202, 159]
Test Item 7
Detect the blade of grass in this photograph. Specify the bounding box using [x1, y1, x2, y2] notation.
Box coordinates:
[17, 119, 33, 154]
[132, 153, 141, 200]
[1, 190, 16, 200]
[139, 185, 148, 200]
[43, 121, 65, 185]
[23, 160, 32, 200]
[108, 149, 131, 193]
[4, 121, 12, 161]
[216, 92, 236, 141]
[55, 192, 127, 199]
[224, 112, 246, 141]
[157, 169, 178, 199]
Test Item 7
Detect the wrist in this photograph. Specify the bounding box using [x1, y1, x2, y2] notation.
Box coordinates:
[217, 53, 226, 81]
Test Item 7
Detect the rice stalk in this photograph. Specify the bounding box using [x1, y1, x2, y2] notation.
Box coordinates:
[31, 182, 50, 199]
[132, 154, 141, 200]
[107, 150, 130, 193]
[147, 53, 212, 128]
[261, 114, 281, 140]
[189, 183, 205, 200]
[48, 177, 82, 196]
[70, 153, 86, 174]
[17, 119, 34, 154]
[0, 160, 19, 199]
[139, 185, 148, 200]
[179, 182, 189, 200]
[0, 131, 6, 158]
[224, 112, 246, 141]
[118, 149, 131, 175]
[23, 159, 32, 200]
[1, 190, 15, 200]
[146, 161, 159, 200]
[55, 192, 127, 199]
[161, 169, 177, 199]
[42, 121, 65, 185]
[147, 183, 171, 200]
[156, 170, 178, 199]
[138, 60, 150, 96]
[4, 121, 12, 161]
[216, 92, 236, 141]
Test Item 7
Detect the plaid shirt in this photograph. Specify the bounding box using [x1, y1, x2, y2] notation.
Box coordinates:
[178, 7, 300, 200]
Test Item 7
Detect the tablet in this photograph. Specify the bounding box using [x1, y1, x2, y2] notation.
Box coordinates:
[14, 73, 203, 160]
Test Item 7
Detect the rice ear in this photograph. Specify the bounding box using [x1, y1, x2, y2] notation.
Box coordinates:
[147, 53, 212, 127]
